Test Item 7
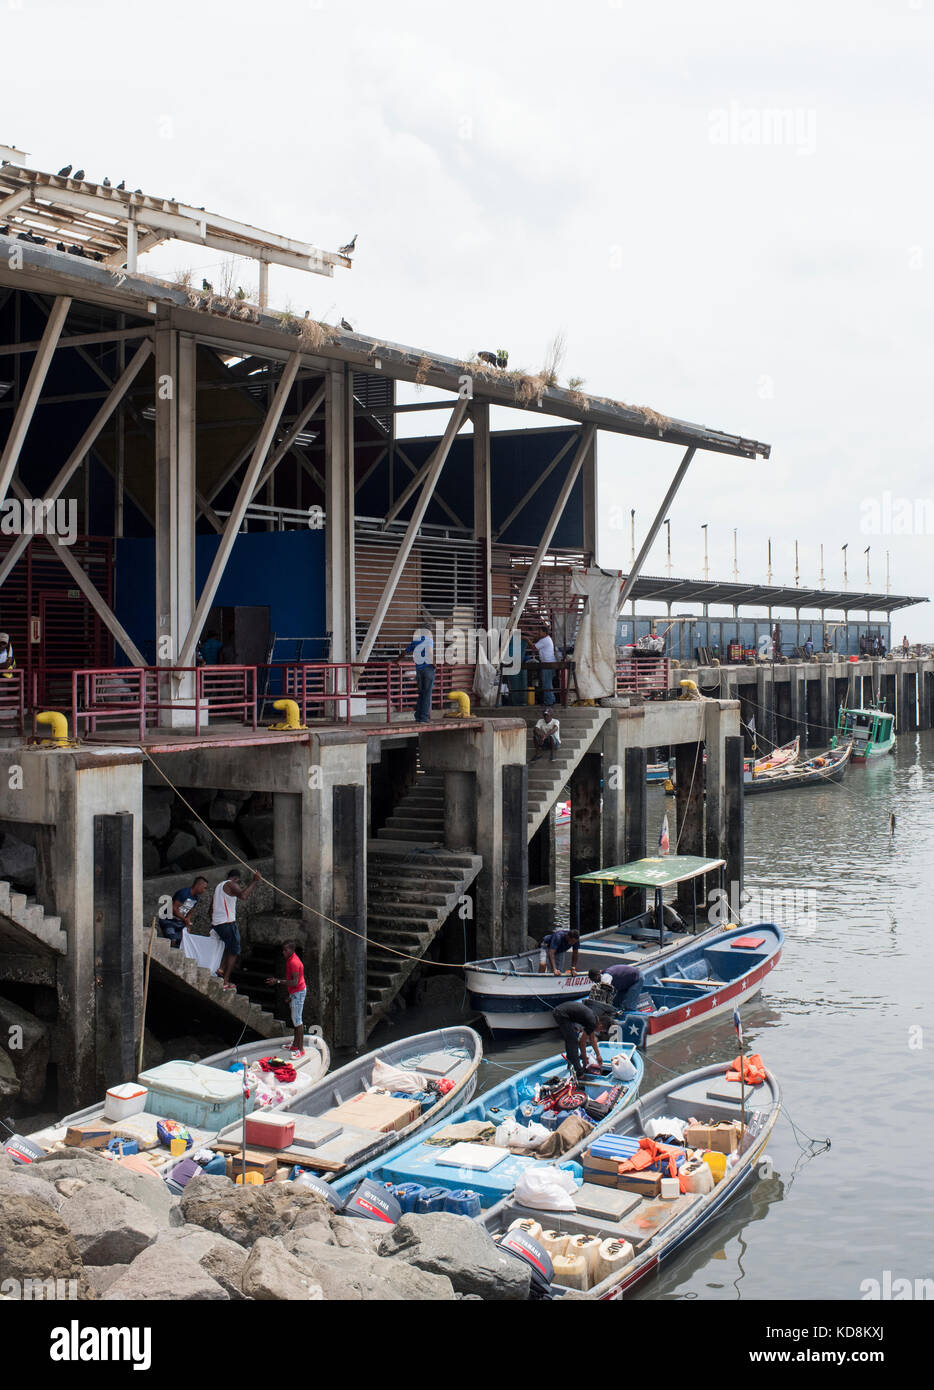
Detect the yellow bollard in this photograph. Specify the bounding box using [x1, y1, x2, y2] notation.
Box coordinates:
[268, 698, 306, 731]
[446, 690, 471, 717]
[35, 711, 72, 746]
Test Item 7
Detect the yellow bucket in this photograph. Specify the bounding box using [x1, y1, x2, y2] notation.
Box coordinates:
[236, 1170, 263, 1185]
[169, 1137, 187, 1158]
[702, 1149, 727, 1183]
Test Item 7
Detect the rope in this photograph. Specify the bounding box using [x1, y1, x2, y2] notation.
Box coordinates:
[141, 748, 467, 971]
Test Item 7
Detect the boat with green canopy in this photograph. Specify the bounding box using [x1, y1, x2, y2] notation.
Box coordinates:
[831, 704, 896, 763]
[464, 855, 728, 1032]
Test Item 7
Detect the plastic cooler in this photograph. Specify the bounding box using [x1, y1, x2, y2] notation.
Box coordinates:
[244, 1114, 295, 1150]
[138, 1061, 252, 1129]
[104, 1083, 148, 1122]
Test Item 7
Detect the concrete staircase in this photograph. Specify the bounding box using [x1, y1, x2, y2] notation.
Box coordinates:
[365, 840, 482, 1035]
[148, 934, 280, 1038]
[0, 879, 66, 953]
[376, 775, 445, 844]
[524, 706, 610, 840]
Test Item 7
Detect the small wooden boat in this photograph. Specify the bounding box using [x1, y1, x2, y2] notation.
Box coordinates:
[744, 736, 800, 774]
[23, 1033, 331, 1164]
[482, 1059, 781, 1299]
[743, 739, 852, 794]
[465, 856, 727, 1032]
[610, 923, 783, 1048]
[832, 705, 896, 763]
[646, 762, 669, 783]
[211, 1026, 482, 1184]
[331, 1042, 644, 1208]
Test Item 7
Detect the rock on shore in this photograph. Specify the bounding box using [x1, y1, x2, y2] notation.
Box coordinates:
[0, 1161, 526, 1301]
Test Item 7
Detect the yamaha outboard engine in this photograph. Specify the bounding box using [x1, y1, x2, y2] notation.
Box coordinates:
[342, 1178, 402, 1226]
[497, 1228, 555, 1300]
[292, 1171, 343, 1210]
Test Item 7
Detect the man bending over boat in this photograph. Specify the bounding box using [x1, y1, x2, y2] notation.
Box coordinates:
[553, 998, 614, 1083]
[538, 928, 580, 975]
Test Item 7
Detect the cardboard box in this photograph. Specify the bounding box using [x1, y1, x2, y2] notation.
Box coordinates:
[225, 1153, 277, 1183]
[616, 1170, 662, 1198]
[323, 1094, 420, 1134]
[683, 1121, 742, 1154]
[65, 1123, 113, 1150]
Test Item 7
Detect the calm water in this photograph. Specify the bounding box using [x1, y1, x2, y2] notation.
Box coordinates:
[480, 730, 934, 1300]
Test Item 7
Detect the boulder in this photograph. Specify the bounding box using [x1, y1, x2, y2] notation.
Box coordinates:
[209, 796, 239, 826]
[33, 1150, 175, 1223]
[54, 1179, 88, 1200]
[103, 1244, 227, 1301]
[0, 996, 51, 1105]
[142, 841, 162, 876]
[240, 1238, 324, 1301]
[0, 830, 36, 889]
[286, 1240, 455, 1301]
[379, 1213, 531, 1300]
[0, 1193, 92, 1298]
[58, 1181, 162, 1265]
[0, 1049, 20, 1100]
[153, 1225, 248, 1300]
[237, 814, 274, 857]
[179, 1173, 333, 1247]
[176, 846, 215, 872]
[0, 1171, 64, 1213]
[84, 1264, 128, 1296]
[165, 831, 196, 862]
[144, 804, 172, 840]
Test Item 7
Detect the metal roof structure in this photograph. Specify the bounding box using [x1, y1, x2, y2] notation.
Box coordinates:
[0, 155, 350, 301]
[618, 572, 927, 615]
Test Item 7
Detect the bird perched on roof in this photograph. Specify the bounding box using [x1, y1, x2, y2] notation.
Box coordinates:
[116, 180, 125, 191]
[339, 234, 357, 256]
[68, 244, 85, 257]
[478, 350, 498, 368]
[56, 241, 65, 251]
[73, 169, 85, 180]
[133, 188, 142, 194]
[57, 164, 72, 177]
[235, 286, 246, 301]
[102, 177, 111, 187]
[0, 226, 8, 236]
[202, 278, 213, 292]
[340, 317, 354, 331]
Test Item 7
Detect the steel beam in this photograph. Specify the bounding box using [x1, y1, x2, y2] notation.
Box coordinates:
[617, 446, 696, 614]
[492, 429, 578, 541]
[357, 397, 470, 663]
[502, 425, 596, 647]
[0, 337, 152, 588]
[0, 325, 152, 358]
[472, 400, 492, 629]
[325, 367, 356, 662]
[178, 351, 301, 667]
[0, 295, 71, 506]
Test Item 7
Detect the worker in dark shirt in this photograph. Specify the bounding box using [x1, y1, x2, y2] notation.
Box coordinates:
[600, 962, 643, 1011]
[553, 998, 612, 1081]
[538, 928, 580, 975]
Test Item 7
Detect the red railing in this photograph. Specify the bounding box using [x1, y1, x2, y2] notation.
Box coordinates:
[616, 655, 671, 697]
[71, 666, 257, 739]
[0, 669, 25, 734]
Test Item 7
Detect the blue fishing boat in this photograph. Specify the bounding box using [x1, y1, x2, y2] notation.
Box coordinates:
[610, 922, 784, 1048]
[482, 1059, 782, 1299]
[332, 1042, 644, 1209]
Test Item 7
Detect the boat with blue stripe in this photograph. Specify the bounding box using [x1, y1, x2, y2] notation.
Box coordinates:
[332, 1042, 643, 1209]
[483, 1060, 782, 1299]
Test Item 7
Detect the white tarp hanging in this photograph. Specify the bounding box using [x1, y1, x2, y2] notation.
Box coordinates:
[181, 928, 224, 974]
[570, 568, 625, 700]
[473, 643, 501, 707]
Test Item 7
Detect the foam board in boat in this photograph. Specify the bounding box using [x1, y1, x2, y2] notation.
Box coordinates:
[435, 1142, 510, 1171]
[414, 1050, 465, 1077]
[573, 1184, 642, 1222]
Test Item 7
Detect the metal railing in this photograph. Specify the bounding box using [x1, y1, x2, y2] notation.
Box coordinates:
[71, 666, 257, 739]
[0, 669, 25, 734]
[616, 655, 671, 697]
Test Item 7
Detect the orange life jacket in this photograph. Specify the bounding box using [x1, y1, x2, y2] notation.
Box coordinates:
[618, 1136, 680, 1178]
[725, 1053, 767, 1086]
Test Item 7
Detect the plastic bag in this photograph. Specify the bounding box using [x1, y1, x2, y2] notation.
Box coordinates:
[514, 1164, 579, 1212]
[495, 1118, 522, 1147]
[645, 1115, 685, 1142]
[610, 1054, 638, 1082]
[156, 1119, 192, 1150]
[371, 1059, 427, 1094]
[517, 1122, 552, 1151]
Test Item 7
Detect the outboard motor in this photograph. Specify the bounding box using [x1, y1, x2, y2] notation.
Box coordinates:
[342, 1178, 402, 1226]
[3, 1133, 44, 1164]
[497, 1228, 555, 1300]
[292, 1171, 343, 1210]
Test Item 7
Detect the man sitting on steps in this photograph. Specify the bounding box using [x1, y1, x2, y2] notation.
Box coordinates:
[532, 711, 561, 762]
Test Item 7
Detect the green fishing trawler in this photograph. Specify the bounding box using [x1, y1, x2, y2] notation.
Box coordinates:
[832, 705, 896, 763]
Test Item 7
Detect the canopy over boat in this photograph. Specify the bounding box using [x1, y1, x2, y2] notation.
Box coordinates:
[576, 855, 725, 888]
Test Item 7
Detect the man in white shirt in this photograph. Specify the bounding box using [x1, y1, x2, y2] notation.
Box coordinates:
[211, 867, 260, 989]
[532, 712, 561, 762]
[532, 625, 557, 706]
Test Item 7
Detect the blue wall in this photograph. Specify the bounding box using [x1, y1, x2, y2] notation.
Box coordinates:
[115, 530, 327, 666]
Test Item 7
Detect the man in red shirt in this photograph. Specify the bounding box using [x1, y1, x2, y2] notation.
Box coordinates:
[266, 940, 306, 1056]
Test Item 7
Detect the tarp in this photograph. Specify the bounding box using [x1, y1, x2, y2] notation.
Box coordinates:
[570, 568, 625, 700]
[181, 927, 224, 974]
[575, 854, 725, 888]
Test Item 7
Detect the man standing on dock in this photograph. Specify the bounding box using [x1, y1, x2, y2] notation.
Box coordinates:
[212, 867, 260, 989]
[532, 624, 557, 706]
[404, 628, 435, 723]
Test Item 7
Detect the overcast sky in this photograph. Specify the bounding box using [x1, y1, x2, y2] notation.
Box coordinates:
[4, 0, 932, 633]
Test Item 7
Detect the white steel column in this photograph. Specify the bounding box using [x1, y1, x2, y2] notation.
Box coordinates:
[0, 296, 71, 506]
[325, 366, 357, 662]
[472, 400, 492, 629]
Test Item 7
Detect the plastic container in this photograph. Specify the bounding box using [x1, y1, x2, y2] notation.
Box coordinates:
[139, 1061, 251, 1130]
[660, 1176, 680, 1199]
[507, 1217, 543, 1243]
[594, 1238, 634, 1284]
[106, 1137, 139, 1157]
[244, 1114, 296, 1150]
[393, 1183, 425, 1214]
[567, 1233, 601, 1278]
[552, 1252, 589, 1291]
[103, 1083, 148, 1122]
[540, 1229, 569, 1259]
[682, 1159, 714, 1194]
[414, 1186, 449, 1214]
[444, 1189, 481, 1218]
[703, 1149, 727, 1183]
